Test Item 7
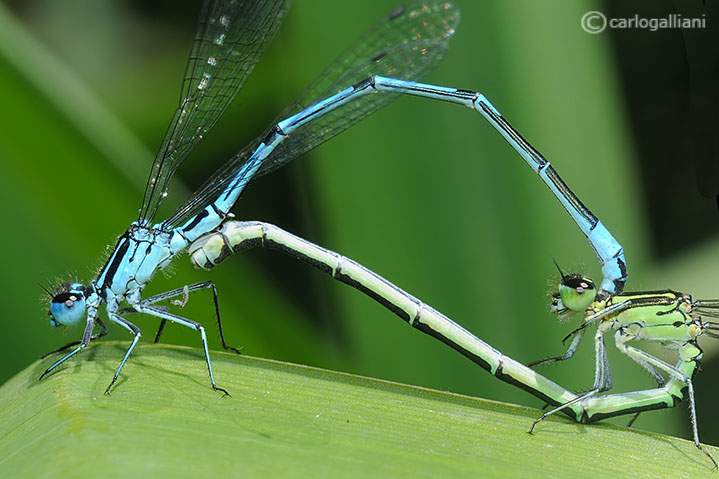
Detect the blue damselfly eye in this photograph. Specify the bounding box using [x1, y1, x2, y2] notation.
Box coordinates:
[48, 284, 86, 326]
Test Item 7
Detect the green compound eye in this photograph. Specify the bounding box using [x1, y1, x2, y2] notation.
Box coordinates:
[559, 274, 597, 312]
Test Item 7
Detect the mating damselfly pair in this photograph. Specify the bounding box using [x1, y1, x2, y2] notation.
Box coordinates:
[34, 0, 718, 468]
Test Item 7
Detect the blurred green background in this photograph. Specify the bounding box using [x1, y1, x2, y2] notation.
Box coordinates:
[0, 0, 717, 446]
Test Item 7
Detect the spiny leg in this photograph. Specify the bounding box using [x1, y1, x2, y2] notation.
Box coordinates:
[684, 375, 716, 469]
[121, 281, 241, 355]
[153, 318, 168, 345]
[529, 329, 587, 412]
[136, 304, 229, 396]
[608, 329, 668, 429]
[627, 354, 665, 387]
[528, 328, 586, 368]
[41, 318, 108, 359]
[529, 301, 658, 425]
[615, 333, 717, 468]
[529, 327, 612, 433]
[105, 313, 142, 395]
[612, 339, 664, 429]
[613, 346, 658, 429]
[40, 308, 97, 380]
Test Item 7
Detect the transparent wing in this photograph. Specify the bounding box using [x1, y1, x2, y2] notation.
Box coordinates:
[163, 2, 460, 229]
[138, 0, 291, 226]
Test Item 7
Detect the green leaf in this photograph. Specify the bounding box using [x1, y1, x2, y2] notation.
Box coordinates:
[0, 342, 715, 478]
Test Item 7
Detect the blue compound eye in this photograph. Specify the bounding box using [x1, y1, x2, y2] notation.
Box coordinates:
[49, 291, 86, 326]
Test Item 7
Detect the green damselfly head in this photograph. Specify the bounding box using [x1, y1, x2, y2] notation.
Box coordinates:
[48, 282, 87, 327]
[550, 262, 596, 319]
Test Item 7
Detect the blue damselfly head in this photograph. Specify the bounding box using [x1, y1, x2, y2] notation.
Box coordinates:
[48, 282, 86, 327]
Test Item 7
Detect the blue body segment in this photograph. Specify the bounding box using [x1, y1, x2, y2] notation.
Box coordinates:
[473, 94, 627, 296]
[175, 80, 379, 242]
